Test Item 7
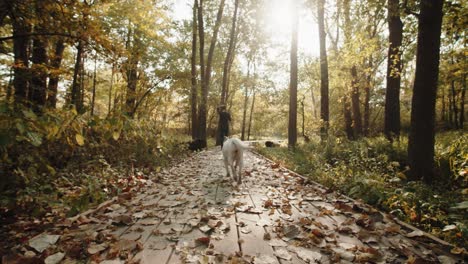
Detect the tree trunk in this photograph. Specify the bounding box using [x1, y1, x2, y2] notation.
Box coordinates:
[241, 88, 249, 141]
[6, 68, 13, 104]
[108, 63, 114, 116]
[241, 61, 251, 141]
[384, 0, 403, 140]
[441, 88, 446, 122]
[363, 60, 372, 136]
[363, 84, 371, 136]
[450, 79, 458, 128]
[448, 86, 454, 125]
[30, 8, 48, 111]
[197, 0, 206, 144]
[247, 91, 256, 141]
[343, 95, 354, 139]
[191, 0, 198, 139]
[91, 56, 97, 116]
[220, 0, 239, 105]
[343, 0, 359, 139]
[80, 55, 85, 111]
[71, 40, 83, 111]
[301, 96, 305, 137]
[12, 7, 30, 106]
[350, 65, 362, 137]
[460, 74, 466, 128]
[125, 54, 139, 117]
[47, 39, 65, 108]
[198, 0, 225, 147]
[288, 0, 298, 149]
[318, 0, 329, 138]
[216, 0, 237, 146]
[310, 84, 318, 119]
[407, 0, 444, 184]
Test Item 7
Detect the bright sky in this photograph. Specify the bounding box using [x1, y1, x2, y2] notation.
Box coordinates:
[170, 0, 320, 58]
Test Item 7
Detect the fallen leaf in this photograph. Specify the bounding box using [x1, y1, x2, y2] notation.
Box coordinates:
[274, 248, 292, 260]
[406, 230, 424, 238]
[132, 212, 146, 219]
[269, 239, 287, 247]
[294, 247, 322, 263]
[29, 233, 61, 253]
[256, 219, 271, 227]
[75, 134, 85, 146]
[149, 241, 168, 250]
[283, 225, 301, 240]
[450, 247, 465, 255]
[199, 225, 212, 233]
[264, 199, 274, 208]
[240, 226, 252, 234]
[442, 225, 457, 232]
[44, 252, 65, 264]
[139, 219, 159, 226]
[338, 242, 357, 250]
[437, 255, 457, 264]
[112, 215, 133, 226]
[87, 243, 108, 255]
[195, 236, 211, 246]
[254, 255, 277, 264]
[385, 224, 401, 234]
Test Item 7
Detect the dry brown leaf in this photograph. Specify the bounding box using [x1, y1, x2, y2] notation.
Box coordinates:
[264, 199, 274, 208]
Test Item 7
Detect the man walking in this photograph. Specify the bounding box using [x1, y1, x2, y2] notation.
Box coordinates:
[216, 105, 231, 146]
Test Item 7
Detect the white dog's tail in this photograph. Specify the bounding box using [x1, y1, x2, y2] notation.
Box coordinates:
[231, 138, 251, 150]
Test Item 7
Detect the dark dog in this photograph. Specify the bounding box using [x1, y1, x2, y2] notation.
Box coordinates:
[265, 141, 279, 148]
[188, 139, 206, 151]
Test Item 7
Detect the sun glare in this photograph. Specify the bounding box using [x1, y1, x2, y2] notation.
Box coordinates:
[264, 0, 294, 35]
[262, 0, 320, 58]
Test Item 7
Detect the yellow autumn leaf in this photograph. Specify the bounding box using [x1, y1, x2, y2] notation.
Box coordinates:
[75, 134, 85, 146]
[112, 131, 121, 141]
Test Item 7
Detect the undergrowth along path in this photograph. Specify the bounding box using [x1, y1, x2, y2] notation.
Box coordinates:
[8, 149, 464, 263]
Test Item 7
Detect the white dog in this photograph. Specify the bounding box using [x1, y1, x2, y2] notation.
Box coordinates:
[222, 137, 248, 184]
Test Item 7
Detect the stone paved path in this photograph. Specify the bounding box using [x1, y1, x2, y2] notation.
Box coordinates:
[21, 149, 464, 263]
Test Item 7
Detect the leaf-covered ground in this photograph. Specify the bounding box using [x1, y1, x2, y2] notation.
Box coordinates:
[2, 149, 465, 263]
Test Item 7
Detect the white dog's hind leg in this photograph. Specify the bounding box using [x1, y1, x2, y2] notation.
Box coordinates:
[237, 157, 243, 184]
[223, 157, 230, 177]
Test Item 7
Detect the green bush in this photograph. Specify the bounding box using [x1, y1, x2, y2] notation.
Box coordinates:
[0, 103, 189, 216]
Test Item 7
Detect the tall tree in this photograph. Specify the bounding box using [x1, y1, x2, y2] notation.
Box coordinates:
[220, 0, 240, 105]
[190, 0, 199, 140]
[384, 0, 403, 141]
[70, 40, 84, 111]
[288, 0, 299, 148]
[91, 55, 98, 116]
[317, 0, 330, 138]
[30, 1, 49, 111]
[241, 60, 251, 141]
[124, 27, 142, 118]
[197, 0, 226, 147]
[460, 75, 466, 128]
[12, 17, 31, 104]
[10, 1, 31, 106]
[247, 90, 256, 140]
[342, 0, 354, 139]
[407, 0, 444, 183]
[342, 0, 362, 137]
[47, 39, 65, 108]
[217, 0, 240, 145]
